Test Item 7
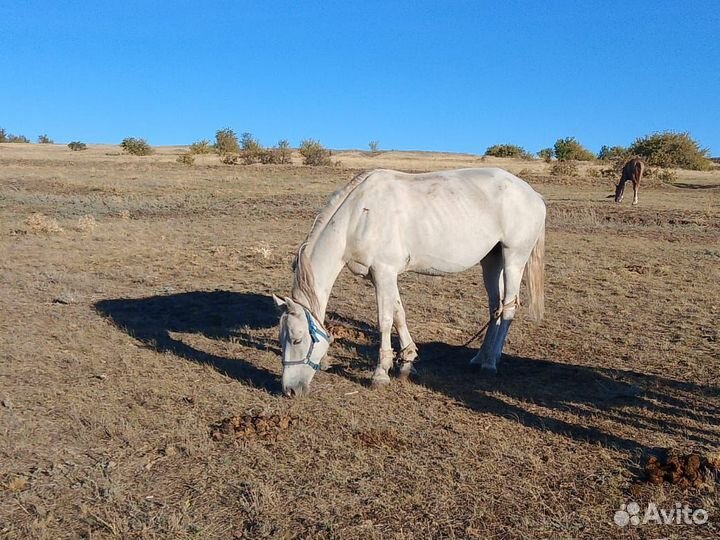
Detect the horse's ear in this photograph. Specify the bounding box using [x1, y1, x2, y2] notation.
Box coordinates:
[272, 294, 288, 312]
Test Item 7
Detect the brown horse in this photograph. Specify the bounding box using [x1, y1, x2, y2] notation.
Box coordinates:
[614, 157, 645, 205]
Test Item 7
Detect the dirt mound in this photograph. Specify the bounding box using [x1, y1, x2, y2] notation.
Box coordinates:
[644, 449, 720, 489]
[211, 413, 297, 442]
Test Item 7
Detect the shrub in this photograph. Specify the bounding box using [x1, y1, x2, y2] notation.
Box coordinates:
[240, 132, 263, 164]
[7, 134, 30, 143]
[299, 139, 332, 166]
[120, 137, 153, 156]
[597, 145, 629, 161]
[259, 140, 293, 165]
[484, 144, 532, 159]
[550, 160, 579, 177]
[537, 148, 554, 162]
[177, 153, 195, 165]
[220, 154, 240, 165]
[0, 128, 6, 142]
[656, 168, 678, 183]
[189, 139, 212, 154]
[628, 131, 711, 170]
[68, 141, 87, 151]
[215, 128, 240, 155]
[553, 137, 595, 161]
[37, 134, 53, 144]
[368, 140, 380, 155]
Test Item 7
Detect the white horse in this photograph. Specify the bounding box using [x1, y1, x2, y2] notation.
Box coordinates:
[273, 168, 546, 397]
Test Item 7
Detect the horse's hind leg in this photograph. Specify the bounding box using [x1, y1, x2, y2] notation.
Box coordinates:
[370, 265, 400, 388]
[393, 296, 418, 380]
[470, 246, 503, 372]
[632, 179, 639, 205]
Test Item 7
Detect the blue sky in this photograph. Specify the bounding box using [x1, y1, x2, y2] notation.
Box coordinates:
[1, 1, 718, 155]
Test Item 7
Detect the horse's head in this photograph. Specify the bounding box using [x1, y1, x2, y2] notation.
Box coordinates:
[273, 295, 331, 397]
[614, 181, 625, 203]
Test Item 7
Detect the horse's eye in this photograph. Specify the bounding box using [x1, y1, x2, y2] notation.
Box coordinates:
[292, 338, 303, 345]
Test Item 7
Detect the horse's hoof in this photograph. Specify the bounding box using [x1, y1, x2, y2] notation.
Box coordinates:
[477, 365, 498, 377]
[397, 362, 417, 382]
[370, 370, 391, 389]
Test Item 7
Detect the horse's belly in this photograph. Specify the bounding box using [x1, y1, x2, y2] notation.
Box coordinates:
[404, 230, 498, 274]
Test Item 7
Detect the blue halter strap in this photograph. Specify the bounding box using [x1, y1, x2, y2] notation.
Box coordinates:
[282, 307, 330, 371]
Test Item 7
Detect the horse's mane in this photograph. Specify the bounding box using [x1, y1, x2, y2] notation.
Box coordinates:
[291, 170, 375, 317]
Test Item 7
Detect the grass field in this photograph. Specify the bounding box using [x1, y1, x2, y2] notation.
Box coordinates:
[1, 143, 718, 539]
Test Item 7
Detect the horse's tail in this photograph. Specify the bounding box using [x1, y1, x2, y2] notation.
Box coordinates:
[525, 220, 545, 322]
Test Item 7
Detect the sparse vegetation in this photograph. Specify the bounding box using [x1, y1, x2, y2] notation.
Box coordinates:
[25, 212, 63, 233]
[553, 137, 595, 161]
[629, 131, 712, 170]
[299, 138, 332, 166]
[37, 134, 53, 144]
[0, 128, 6, 142]
[177, 153, 195, 165]
[215, 128, 240, 155]
[550, 160, 579, 177]
[7, 134, 30, 143]
[537, 148, 554, 162]
[189, 139, 212, 154]
[484, 144, 532, 159]
[656, 168, 678, 183]
[259, 140, 293, 165]
[369, 140, 380, 155]
[67, 141, 87, 151]
[220, 153, 240, 165]
[120, 137, 154, 156]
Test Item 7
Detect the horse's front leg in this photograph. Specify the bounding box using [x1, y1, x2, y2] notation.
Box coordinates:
[370, 266, 399, 388]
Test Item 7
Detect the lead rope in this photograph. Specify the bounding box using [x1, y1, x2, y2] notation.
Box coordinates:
[459, 298, 519, 348]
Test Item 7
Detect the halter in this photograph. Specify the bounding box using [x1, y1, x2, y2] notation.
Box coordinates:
[281, 308, 331, 371]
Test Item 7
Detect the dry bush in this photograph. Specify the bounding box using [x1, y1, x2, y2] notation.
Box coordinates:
[221, 154, 240, 165]
[554, 137, 595, 161]
[537, 148, 554, 162]
[25, 213, 63, 234]
[368, 140, 380, 155]
[37, 134, 53, 144]
[176, 153, 195, 165]
[485, 144, 533, 159]
[68, 141, 87, 151]
[299, 139, 332, 166]
[656, 168, 678, 183]
[76, 215, 97, 232]
[7, 134, 30, 143]
[240, 132, 263, 164]
[550, 160, 579, 177]
[189, 139, 212, 154]
[215, 128, 240, 155]
[120, 137, 154, 156]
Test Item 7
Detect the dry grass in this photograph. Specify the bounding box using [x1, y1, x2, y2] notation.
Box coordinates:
[0, 143, 718, 539]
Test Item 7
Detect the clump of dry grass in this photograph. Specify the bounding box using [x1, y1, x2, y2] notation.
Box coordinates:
[118, 209, 131, 220]
[3, 476, 28, 493]
[25, 212, 63, 233]
[76, 214, 97, 232]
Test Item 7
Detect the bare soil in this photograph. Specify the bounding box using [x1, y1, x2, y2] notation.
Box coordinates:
[1, 144, 718, 539]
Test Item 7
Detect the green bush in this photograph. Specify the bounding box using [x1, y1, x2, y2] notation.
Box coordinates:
[176, 153, 195, 165]
[656, 168, 678, 183]
[597, 145, 629, 161]
[215, 128, 240, 155]
[537, 148, 554, 162]
[37, 134, 53, 144]
[484, 144, 532, 159]
[120, 137, 153, 156]
[550, 160, 579, 177]
[68, 141, 87, 151]
[553, 137, 595, 161]
[299, 139, 332, 166]
[189, 139, 212, 154]
[628, 131, 711, 170]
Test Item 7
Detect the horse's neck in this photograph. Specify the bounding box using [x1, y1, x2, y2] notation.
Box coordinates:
[301, 231, 346, 322]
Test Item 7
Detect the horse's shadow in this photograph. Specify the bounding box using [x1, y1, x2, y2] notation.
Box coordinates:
[95, 290, 281, 391]
[95, 291, 719, 455]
